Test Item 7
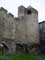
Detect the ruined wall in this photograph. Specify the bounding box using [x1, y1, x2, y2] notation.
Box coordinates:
[0, 7, 16, 40]
[0, 7, 16, 54]
[0, 6, 39, 54]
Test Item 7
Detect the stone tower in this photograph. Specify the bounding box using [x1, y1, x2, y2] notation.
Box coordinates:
[16, 5, 39, 44]
[15, 6, 39, 54]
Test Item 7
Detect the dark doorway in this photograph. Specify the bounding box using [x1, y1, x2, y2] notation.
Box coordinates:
[16, 44, 29, 54]
[16, 44, 24, 54]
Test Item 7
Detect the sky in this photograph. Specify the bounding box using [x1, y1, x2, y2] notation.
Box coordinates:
[0, 0, 45, 22]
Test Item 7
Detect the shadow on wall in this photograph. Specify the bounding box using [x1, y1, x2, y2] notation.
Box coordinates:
[16, 43, 40, 55]
[16, 44, 29, 54]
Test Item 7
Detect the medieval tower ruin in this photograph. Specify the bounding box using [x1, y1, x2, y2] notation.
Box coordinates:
[0, 6, 39, 54]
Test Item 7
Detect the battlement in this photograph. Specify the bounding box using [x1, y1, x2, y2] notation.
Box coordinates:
[0, 7, 14, 18]
[18, 5, 38, 17]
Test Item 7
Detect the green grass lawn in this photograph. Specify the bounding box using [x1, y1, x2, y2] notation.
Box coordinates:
[0, 54, 45, 60]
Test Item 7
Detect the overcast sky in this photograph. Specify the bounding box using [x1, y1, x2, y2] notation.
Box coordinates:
[0, 0, 45, 22]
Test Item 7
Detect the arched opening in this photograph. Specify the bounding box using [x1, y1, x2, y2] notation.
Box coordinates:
[27, 9, 32, 15]
[0, 42, 9, 55]
[2, 43, 8, 49]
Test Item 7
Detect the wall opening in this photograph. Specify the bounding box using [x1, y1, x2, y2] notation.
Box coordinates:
[0, 43, 9, 55]
[16, 44, 24, 54]
[27, 9, 32, 15]
[16, 44, 29, 54]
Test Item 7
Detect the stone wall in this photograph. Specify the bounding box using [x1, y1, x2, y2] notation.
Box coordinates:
[15, 6, 39, 44]
[0, 7, 16, 40]
[0, 7, 16, 54]
[0, 6, 39, 54]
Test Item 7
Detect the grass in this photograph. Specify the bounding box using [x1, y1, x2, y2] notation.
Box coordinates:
[0, 54, 45, 60]
[0, 53, 45, 60]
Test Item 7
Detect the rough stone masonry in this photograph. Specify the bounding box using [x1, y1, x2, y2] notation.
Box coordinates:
[0, 6, 39, 54]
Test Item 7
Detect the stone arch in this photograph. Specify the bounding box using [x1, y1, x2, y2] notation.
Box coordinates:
[0, 41, 9, 55]
[1, 41, 9, 49]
